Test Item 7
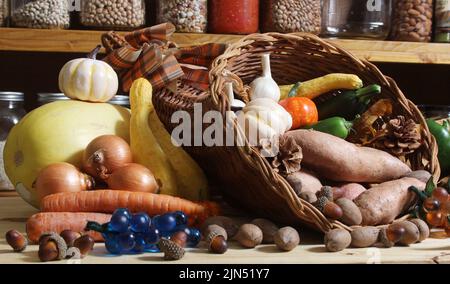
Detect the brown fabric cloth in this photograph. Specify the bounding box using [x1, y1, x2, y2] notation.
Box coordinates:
[101, 23, 227, 92]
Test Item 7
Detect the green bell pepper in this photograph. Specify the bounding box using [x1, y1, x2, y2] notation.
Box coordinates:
[305, 117, 354, 139]
[426, 119, 450, 177]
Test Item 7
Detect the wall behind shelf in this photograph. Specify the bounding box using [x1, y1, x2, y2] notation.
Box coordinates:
[0, 51, 449, 111]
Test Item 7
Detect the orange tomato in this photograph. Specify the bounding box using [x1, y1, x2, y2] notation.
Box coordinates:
[279, 97, 318, 130]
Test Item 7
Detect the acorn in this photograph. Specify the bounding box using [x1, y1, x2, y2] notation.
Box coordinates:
[204, 224, 228, 241]
[317, 186, 334, 201]
[315, 196, 343, 220]
[5, 229, 27, 252]
[39, 240, 60, 262]
[378, 227, 395, 248]
[73, 235, 95, 256]
[38, 232, 67, 262]
[158, 238, 185, 260]
[207, 231, 228, 254]
[65, 247, 82, 260]
[170, 231, 188, 248]
[60, 230, 82, 247]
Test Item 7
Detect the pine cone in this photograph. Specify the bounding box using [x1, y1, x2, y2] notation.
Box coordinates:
[259, 135, 303, 176]
[370, 116, 422, 156]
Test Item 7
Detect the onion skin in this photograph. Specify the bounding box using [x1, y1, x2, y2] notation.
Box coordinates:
[106, 163, 159, 193]
[34, 162, 94, 203]
[83, 135, 132, 180]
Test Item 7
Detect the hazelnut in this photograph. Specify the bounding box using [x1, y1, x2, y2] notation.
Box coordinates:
[5, 229, 27, 252]
[234, 224, 263, 248]
[73, 235, 95, 256]
[274, 227, 300, 251]
[60, 230, 82, 247]
[251, 218, 279, 244]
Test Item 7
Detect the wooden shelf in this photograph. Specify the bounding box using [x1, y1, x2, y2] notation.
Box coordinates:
[1, 28, 450, 64]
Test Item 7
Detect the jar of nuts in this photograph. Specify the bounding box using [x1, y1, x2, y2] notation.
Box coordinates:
[390, 0, 434, 42]
[434, 0, 450, 42]
[11, 0, 70, 29]
[156, 0, 207, 33]
[261, 0, 321, 34]
[80, 0, 146, 30]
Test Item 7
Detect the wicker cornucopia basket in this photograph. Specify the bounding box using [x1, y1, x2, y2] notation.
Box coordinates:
[153, 33, 440, 232]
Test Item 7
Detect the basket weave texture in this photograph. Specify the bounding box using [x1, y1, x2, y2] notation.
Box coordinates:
[153, 33, 440, 232]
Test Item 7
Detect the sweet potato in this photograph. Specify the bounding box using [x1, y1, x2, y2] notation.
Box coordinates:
[338, 183, 367, 201]
[354, 177, 425, 225]
[286, 170, 322, 203]
[284, 130, 411, 183]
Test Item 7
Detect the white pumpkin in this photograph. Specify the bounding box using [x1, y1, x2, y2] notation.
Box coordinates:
[58, 47, 119, 103]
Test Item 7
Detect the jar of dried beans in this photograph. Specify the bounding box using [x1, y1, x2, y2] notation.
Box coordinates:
[156, 0, 207, 33]
[80, 0, 146, 30]
[11, 0, 70, 29]
[390, 0, 434, 42]
[261, 0, 321, 34]
[208, 0, 259, 34]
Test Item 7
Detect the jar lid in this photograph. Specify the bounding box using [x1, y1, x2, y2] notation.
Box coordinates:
[0, 92, 25, 102]
[37, 93, 70, 103]
[109, 95, 130, 106]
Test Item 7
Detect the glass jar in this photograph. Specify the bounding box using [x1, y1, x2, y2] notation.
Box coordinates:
[321, 0, 392, 39]
[156, 0, 207, 33]
[38, 93, 130, 108]
[209, 0, 259, 34]
[0, 0, 8, 27]
[37, 93, 69, 106]
[0, 92, 26, 190]
[261, 0, 321, 34]
[435, 0, 450, 43]
[109, 95, 130, 108]
[80, 0, 146, 30]
[390, 0, 434, 42]
[11, 0, 70, 29]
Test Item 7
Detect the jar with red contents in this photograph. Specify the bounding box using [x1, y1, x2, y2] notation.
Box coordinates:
[208, 0, 259, 34]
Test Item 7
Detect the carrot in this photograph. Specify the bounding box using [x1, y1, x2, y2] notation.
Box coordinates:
[40, 190, 220, 226]
[26, 212, 111, 244]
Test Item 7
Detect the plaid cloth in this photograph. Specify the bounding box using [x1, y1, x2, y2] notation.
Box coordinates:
[101, 23, 227, 92]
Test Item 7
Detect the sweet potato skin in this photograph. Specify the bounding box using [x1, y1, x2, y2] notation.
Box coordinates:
[285, 130, 411, 183]
[286, 170, 322, 203]
[354, 177, 425, 225]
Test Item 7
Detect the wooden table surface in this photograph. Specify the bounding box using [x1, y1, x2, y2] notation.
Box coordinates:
[0, 196, 449, 264]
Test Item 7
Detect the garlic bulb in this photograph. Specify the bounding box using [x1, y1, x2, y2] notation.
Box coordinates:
[226, 82, 246, 110]
[249, 53, 281, 102]
[237, 98, 292, 146]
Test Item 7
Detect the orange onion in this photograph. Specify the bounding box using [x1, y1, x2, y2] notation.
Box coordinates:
[82, 135, 132, 180]
[34, 162, 94, 203]
[106, 163, 159, 193]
